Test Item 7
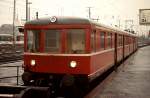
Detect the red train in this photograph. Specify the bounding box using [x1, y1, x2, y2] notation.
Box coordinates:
[22, 16, 138, 95]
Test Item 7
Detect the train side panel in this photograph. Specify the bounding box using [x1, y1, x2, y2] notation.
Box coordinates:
[89, 49, 114, 80]
[117, 47, 123, 61]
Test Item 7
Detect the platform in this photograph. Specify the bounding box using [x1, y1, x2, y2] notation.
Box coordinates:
[86, 46, 150, 98]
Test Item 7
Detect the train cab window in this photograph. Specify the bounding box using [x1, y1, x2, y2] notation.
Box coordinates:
[100, 32, 105, 49]
[67, 29, 85, 54]
[44, 30, 61, 53]
[27, 30, 40, 52]
[107, 33, 111, 48]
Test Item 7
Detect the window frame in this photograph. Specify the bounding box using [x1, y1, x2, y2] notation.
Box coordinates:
[43, 29, 61, 53]
[66, 29, 86, 54]
[107, 32, 112, 49]
[99, 31, 105, 50]
[26, 30, 41, 52]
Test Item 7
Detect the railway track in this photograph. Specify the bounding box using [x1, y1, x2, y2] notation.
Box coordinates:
[0, 56, 23, 65]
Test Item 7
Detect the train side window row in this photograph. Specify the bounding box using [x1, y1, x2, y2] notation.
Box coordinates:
[26, 29, 136, 53]
[100, 32, 113, 50]
[91, 31, 114, 52]
[91, 31, 136, 52]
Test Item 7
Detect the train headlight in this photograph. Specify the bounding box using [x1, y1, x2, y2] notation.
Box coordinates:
[31, 60, 36, 66]
[70, 61, 77, 68]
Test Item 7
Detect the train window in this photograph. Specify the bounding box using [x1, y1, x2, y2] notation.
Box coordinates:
[27, 30, 40, 52]
[67, 29, 85, 54]
[91, 30, 96, 52]
[121, 35, 123, 46]
[44, 30, 61, 53]
[128, 37, 130, 44]
[107, 33, 111, 48]
[100, 32, 105, 49]
[125, 36, 128, 45]
[124, 36, 125, 45]
[118, 35, 123, 46]
[111, 33, 114, 48]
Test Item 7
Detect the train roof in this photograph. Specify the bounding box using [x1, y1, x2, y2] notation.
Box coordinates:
[25, 16, 91, 25]
[25, 16, 136, 37]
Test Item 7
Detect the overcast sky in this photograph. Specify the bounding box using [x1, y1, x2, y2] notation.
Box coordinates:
[0, 0, 150, 35]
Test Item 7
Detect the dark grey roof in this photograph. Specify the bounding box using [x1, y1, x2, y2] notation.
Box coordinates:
[25, 16, 91, 25]
[25, 16, 136, 37]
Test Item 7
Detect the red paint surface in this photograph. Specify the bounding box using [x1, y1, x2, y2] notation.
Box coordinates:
[90, 50, 114, 78]
[24, 50, 115, 79]
[24, 54, 91, 74]
[24, 31, 27, 52]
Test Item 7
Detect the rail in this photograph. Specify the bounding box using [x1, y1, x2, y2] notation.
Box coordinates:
[0, 65, 22, 85]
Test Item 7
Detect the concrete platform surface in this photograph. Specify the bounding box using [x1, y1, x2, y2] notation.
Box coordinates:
[95, 46, 150, 98]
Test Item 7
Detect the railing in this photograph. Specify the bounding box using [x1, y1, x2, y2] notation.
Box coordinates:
[0, 65, 22, 85]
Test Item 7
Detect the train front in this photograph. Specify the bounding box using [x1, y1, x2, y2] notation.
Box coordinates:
[22, 16, 92, 89]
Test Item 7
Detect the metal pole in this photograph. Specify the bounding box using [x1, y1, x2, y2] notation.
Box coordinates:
[28, 5, 30, 20]
[28, 2, 32, 21]
[118, 19, 121, 28]
[13, 0, 16, 47]
[17, 66, 19, 85]
[87, 7, 92, 19]
[26, 0, 28, 21]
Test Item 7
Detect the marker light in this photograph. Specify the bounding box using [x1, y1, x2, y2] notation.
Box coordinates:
[31, 60, 36, 66]
[50, 16, 57, 23]
[70, 61, 77, 68]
